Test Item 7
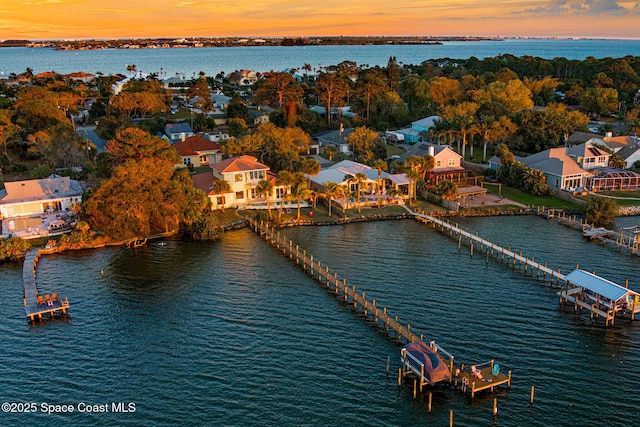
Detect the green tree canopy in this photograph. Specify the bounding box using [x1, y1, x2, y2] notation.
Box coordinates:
[105, 127, 180, 163]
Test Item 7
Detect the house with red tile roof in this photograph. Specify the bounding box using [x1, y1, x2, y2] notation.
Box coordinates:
[173, 135, 222, 168]
[208, 155, 288, 209]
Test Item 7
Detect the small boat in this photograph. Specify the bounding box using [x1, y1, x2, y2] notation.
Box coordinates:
[401, 342, 452, 385]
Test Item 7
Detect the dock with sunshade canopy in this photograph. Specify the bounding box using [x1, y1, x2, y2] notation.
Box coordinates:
[558, 269, 640, 326]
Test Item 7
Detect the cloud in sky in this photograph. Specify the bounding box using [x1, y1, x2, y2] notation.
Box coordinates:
[525, 0, 640, 15]
[1, 0, 639, 39]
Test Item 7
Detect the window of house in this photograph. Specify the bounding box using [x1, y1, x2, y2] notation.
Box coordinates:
[200, 155, 207, 163]
[276, 188, 285, 198]
[250, 170, 265, 180]
[448, 159, 455, 166]
[598, 156, 606, 164]
[235, 191, 244, 200]
[235, 174, 243, 182]
[436, 160, 442, 167]
[216, 196, 225, 205]
[250, 188, 257, 199]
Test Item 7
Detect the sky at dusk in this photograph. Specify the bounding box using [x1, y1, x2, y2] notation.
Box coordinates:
[1, 0, 639, 40]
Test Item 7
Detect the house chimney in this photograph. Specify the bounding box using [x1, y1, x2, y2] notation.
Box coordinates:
[428, 145, 435, 157]
[181, 133, 186, 142]
[605, 131, 613, 139]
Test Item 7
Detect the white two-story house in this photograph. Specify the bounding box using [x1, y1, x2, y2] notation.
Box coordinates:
[208, 155, 287, 209]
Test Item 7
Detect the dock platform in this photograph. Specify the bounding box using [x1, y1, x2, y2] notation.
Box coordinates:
[22, 248, 70, 322]
[457, 360, 512, 398]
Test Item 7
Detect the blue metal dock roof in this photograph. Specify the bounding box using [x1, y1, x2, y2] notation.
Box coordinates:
[566, 269, 638, 302]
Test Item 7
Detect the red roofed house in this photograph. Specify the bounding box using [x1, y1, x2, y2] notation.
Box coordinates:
[208, 155, 287, 210]
[173, 135, 222, 168]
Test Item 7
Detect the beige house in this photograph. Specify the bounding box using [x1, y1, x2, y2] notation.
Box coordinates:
[208, 155, 287, 210]
[0, 177, 83, 219]
[173, 135, 222, 168]
[567, 142, 611, 170]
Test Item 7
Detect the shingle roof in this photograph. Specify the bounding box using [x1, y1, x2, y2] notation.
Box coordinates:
[165, 123, 193, 134]
[210, 155, 269, 173]
[567, 131, 599, 143]
[0, 177, 83, 205]
[173, 135, 221, 156]
[567, 141, 608, 158]
[191, 172, 213, 194]
[521, 147, 587, 177]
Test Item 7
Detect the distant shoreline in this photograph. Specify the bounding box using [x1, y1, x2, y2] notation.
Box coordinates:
[3, 36, 502, 50]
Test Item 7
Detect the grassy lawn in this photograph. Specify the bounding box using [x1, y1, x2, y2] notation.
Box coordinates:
[462, 146, 493, 164]
[570, 190, 640, 207]
[592, 190, 640, 199]
[485, 185, 578, 209]
[385, 144, 406, 158]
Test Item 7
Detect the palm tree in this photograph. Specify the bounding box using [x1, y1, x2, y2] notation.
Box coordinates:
[323, 181, 341, 217]
[435, 180, 458, 201]
[276, 170, 293, 222]
[352, 172, 368, 213]
[301, 157, 321, 187]
[323, 144, 338, 162]
[211, 180, 231, 212]
[290, 173, 310, 221]
[372, 159, 388, 207]
[255, 179, 274, 220]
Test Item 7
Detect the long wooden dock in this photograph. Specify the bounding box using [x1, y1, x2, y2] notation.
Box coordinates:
[413, 210, 567, 285]
[537, 207, 640, 256]
[22, 248, 69, 322]
[247, 217, 512, 398]
[412, 210, 638, 326]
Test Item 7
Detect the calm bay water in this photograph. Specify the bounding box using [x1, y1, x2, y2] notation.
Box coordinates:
[1, 215, 639, 426]
[1, 39, 640, 77]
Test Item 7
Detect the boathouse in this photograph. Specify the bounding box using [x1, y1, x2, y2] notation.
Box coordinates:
[559, 269, 640, 325]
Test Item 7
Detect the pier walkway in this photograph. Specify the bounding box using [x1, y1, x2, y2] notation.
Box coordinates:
[22, 248, 69, 322]
[248, 217, 512, 398]
[412, 210, 638, 326]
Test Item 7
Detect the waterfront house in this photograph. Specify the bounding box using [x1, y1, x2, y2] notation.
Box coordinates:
[310, 160, 395, 204]
[208, 155, 287, 210]
[165, 123, 194, 142]
[0, 177, 83, 220]
[173, 135, 222, 168]
[518, 148, 590, 191]
[0, 177, 83, 237]
[566, 142, 610, 170]
[400, 142, 474, 185]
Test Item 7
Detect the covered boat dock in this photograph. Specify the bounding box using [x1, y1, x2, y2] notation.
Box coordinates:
[558, 269, 640, 326]
[400, 341, 453, 392]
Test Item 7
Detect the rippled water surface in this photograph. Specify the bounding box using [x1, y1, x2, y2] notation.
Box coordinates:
[1, 216, 639, 426]
[2, 39, 640, 76]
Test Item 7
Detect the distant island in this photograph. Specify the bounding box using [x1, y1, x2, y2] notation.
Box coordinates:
[0, 36, 504, 50]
